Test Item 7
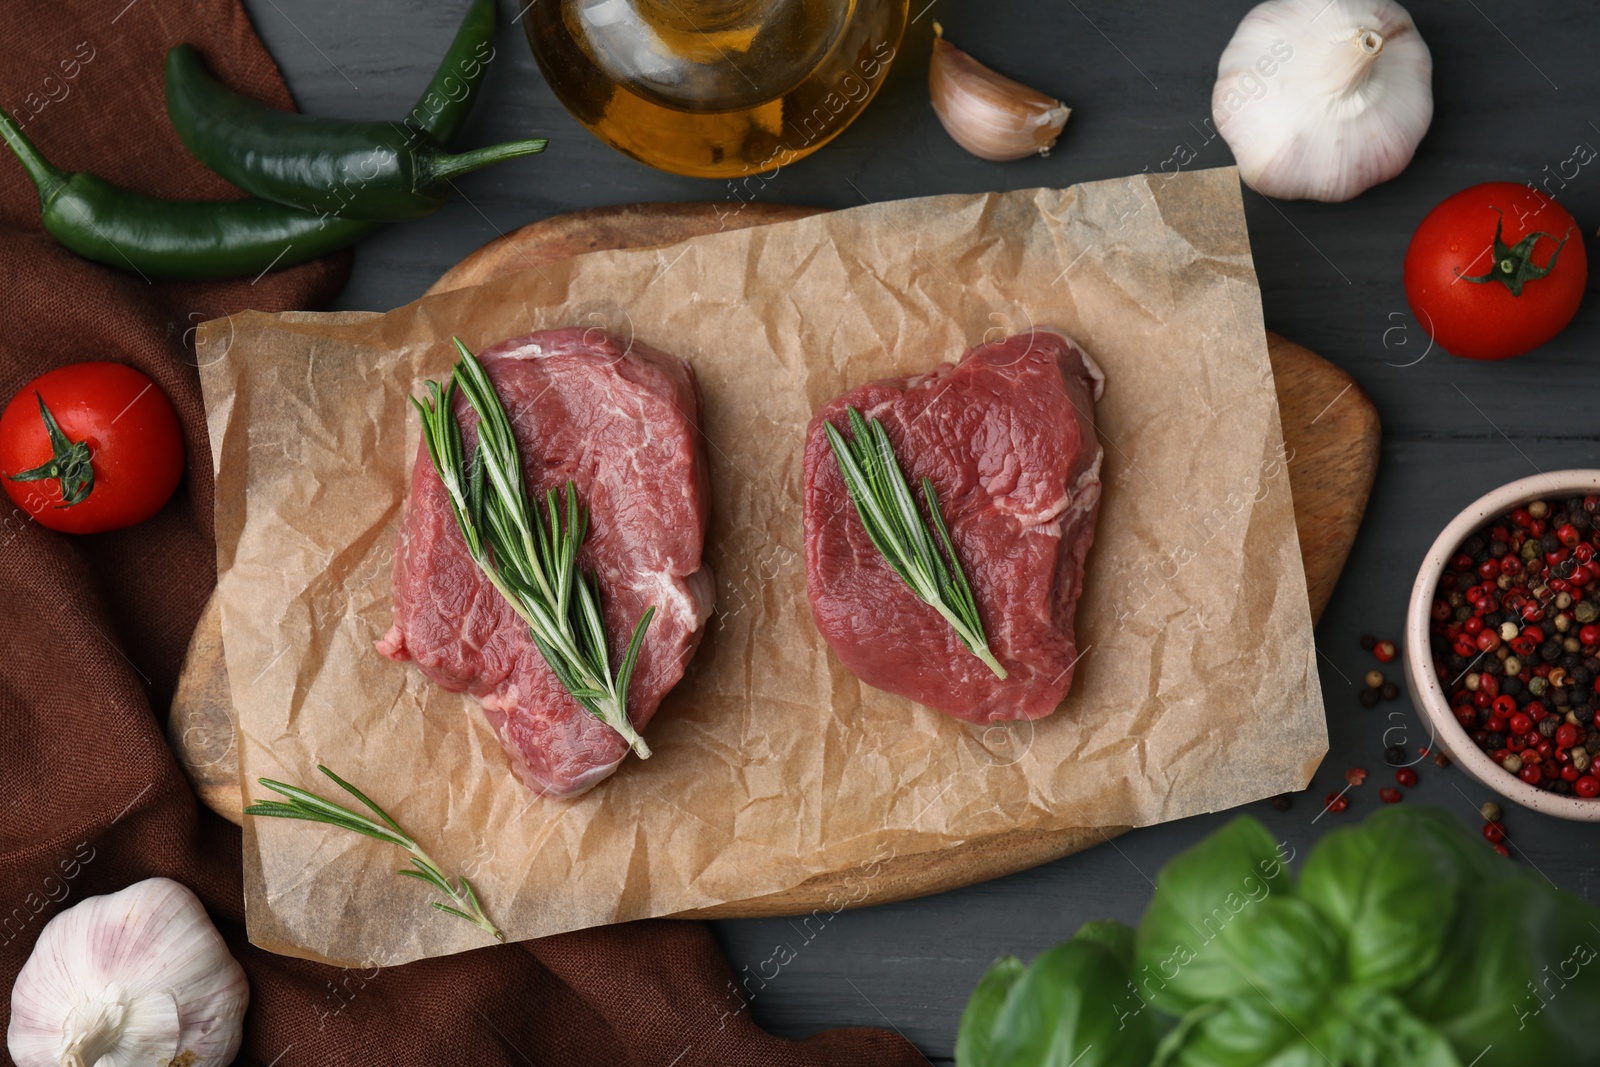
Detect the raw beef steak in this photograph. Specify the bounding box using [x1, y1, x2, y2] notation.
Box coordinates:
[803, 330, 1103, 722]
[377, 329, 714, 797]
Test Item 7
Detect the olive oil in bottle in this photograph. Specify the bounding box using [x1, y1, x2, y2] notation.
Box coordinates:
[525, 0, 908, 178]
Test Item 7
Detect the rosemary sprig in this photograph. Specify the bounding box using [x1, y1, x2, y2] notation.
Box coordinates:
[825, 406, 1007, 679]
[244, 765, 503, 941]
[412, 338, 654, 757]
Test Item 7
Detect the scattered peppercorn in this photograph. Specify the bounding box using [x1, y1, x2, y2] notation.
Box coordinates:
[1360, 634, 1377, 651]
[1364, 670, 1385, 689]
[1384, 745, 1407, 766]
[1358, 687, 1381, 708]
[1345, 767, 1367, 786]
[1479, 801, 1501, 822]
[1482, 820, 1506, 843]
[1323, 791, 1349, 814]
[1494, 843, 1512, 858]
[1374, 640, 1398, 662]
[1270, 793, 1293, 812]
[1378, 787, 1403, 803]
[1433, 750, 1451, 767]
[1396, 767, 1418, 787]
[1380, 681, 1400, 701]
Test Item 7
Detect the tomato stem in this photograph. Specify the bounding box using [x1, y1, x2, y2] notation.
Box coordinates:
[6, 393, 94, 506]
[1455, 206, 1575, 297]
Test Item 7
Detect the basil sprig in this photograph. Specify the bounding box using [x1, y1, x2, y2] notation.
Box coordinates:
[957, 807, 1600, 1066]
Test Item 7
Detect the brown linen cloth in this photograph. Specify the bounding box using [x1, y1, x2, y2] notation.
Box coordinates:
[0, 2, 926, 1063]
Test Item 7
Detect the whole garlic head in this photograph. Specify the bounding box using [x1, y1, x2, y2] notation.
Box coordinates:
[1212, 0, 1432, 202]
[8, 878, 248, 1067]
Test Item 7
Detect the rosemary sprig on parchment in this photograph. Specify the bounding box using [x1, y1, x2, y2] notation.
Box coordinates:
[244, 765, 503, 941]
[412, 337, 654, 756]
[825, 406, 1006, 679]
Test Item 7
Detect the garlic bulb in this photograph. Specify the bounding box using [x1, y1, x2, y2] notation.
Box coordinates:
[8, 878, 248, 1067]
[929, 23, 1070, 162]
[1212, 0, 1432, 202]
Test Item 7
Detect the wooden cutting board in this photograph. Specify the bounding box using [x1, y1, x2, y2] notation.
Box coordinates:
[170, 202, 1380, 919]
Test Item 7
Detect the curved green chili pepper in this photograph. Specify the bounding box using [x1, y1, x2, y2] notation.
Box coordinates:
[164, 32, 546, 222]
[0, 111, 373, 280]
[404, 0, 499, 144]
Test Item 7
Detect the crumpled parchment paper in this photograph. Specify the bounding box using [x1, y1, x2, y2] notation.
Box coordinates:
[200, 165, 1325, 966]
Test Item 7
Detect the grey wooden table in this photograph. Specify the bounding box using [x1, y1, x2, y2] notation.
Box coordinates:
[243, 0, 1600, 1059]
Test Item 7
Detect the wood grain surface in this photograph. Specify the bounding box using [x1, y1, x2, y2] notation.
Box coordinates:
[170, 202, 1380, 919]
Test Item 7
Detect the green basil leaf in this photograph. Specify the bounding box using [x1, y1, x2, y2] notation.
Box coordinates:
[1133, 817, 1296, 1015]
[1314, 986, 1461, 1067]
[1154, 993, 1320, 1067]
[1359, 807, 1511, 886]
[1404, 876, 1600, 1064]
[957, 956, 1026, 1067]
[986, 939, 1157, 1067]
[1214, 897, 1344, 1023]
[1299, 810, 1463, 991]
[1073, 919, 1137, 969]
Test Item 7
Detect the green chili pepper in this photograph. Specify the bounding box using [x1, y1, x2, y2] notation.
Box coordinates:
[402, 0, 499, 145]
[0, 110, 373, 280]
[164, 1, 547, 224]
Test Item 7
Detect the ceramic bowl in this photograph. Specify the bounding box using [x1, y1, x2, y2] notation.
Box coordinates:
[1404, 470, 1600, 821]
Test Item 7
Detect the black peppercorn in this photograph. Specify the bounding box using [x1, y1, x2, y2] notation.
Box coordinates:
[1553, 779, 1572, 795]
[1502, 676, 1523, 697]
[1552, 687, 1571, 707]
[1575, 511, 1591, 530]
[1270, 794, 1292, 811]
[1485, 657, 1506, 676]
[1463, 536, 1485, 558]
[1578, 707, 1596, 726]
[1360, 634, 1377, 651]
[1563, 653, 1584, 670]
[1490, 539, 1510, 558]
[1568, 497, 1585, 515]
[1542, 640, 1563, 663]
[1485, 732, 1505, 749]
[1539, 717, 1560, 738]
[1542, 534, 1560, 554]
[1573, 667, 1592, 688]
[1384, 745, 1407, 766]
[1358, 687, 1381, 708]
[1380, 681, 1400, 701]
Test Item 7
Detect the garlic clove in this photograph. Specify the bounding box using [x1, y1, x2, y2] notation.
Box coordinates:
[7, 878, 248, 1067]
[1212, 0, 1432, 202]
[929, 23, 1070, 162]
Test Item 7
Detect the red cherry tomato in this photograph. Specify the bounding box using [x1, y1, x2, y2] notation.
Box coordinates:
[0, 363, 184, 534]
[1403, 182, 1586, 360]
